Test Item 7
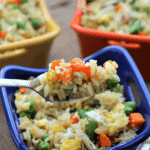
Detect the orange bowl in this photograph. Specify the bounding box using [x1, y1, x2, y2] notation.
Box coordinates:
[70, 0, 150, 79]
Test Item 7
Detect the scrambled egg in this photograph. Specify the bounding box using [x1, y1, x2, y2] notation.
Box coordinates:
[113, 103, 125, 112]
[60, 137, 81, 150]
[34, 118, 49, 129]
[97, 14, 112, 23]
[95, 91, 123, 110]
[106, 111, 129, 136]
[46, 70, 56, 81]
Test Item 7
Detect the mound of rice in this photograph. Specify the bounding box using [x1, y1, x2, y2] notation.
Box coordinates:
[14, 58, 143, 150]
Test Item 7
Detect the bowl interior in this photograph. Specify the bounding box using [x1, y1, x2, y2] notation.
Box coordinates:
[1, 46, 150, 150]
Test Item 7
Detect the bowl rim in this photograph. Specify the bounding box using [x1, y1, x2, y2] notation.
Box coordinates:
[1, 46, 150, 150]
[0, 0, 61, 52]
[70, 0, 150, 43]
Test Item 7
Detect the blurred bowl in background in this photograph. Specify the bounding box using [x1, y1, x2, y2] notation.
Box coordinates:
[70, 0, 150, 79]
[0, 0, 61, 68]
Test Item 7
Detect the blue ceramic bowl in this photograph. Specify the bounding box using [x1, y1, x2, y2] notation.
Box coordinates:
[0, 45, 150, 150]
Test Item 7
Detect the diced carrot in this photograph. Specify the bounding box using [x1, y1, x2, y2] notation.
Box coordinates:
[0, 30, 6, 38]
[139, 31, 146, 36]
[128, 113, 145, 129]
[82, 66, 91, 80]
[70, 58, 85, 72]
[98, 134, 112, 147]
[51, 60, 63, 70]
[56, 66, 73, 82]
[23, 34, 30, 39]
[82, 66, 97, 80]
[9, 0, 21, 4]
[70, 114, 80, 124]
[18, 87, 27, 94]
[116, 4, 122, 11]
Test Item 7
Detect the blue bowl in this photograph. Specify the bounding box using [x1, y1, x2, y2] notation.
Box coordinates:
[0, 45, 150, 150]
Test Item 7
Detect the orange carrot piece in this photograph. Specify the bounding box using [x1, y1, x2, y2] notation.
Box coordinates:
[18, 87, 27, 94]
[128, 113, 145, 129]
[116, 4, 122, 11]
[0, 30, 6, 38]
[98, 134, 112, 147]
[51, 60, 63, 71]
[56, 66, 73, 82]
[70, 58, 85, 72]
[70, 114, 80, 124]
[82, 65, 91, 80]
[9, 0, 21, 4]
[139, 31, 147, 36]
[23, 34, 30, 39]
[82, 66, 97, 80]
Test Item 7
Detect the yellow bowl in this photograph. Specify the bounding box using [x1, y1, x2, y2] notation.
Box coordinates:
[0, 0, 61, 68]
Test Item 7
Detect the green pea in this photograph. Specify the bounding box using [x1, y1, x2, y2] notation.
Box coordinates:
[85, 119, 97, 141]
[112, 84, 121, 93]
[129, 22, 144, 34]
[12, 4, 19, 9]
[31, 18, 41, 29]
[42, 134, 49, 141]
[86, 107, 94, 112]
[113, 0, 126, 6]
[30, 109, 36, 118]
[87, 0, 95, 3]
[142, 7, 149, 13]
[21, 0, 28, 4]
[130, 0, 137, 5]
[125, 101, 136, 111]
[78, 108, 87, 119]
[19, 111, 31, 118]
[38, 141, 50, 150]
[132, 5, 140, 11]
[0, 24, 2, 32]
[30, 132, 33, 140]
[121, 0, 126, 2]
[106, 78, 119, 89]
[123, 107, 134, 116]
[100, 23, 107, 27]
[113, 1, 119, 6]
[10, 21, 19, 28]
[25, 100, 36, 118]
[42, 134, 50, 144]
[26, 100, 35, 110]
[18, 21, 26, 30]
